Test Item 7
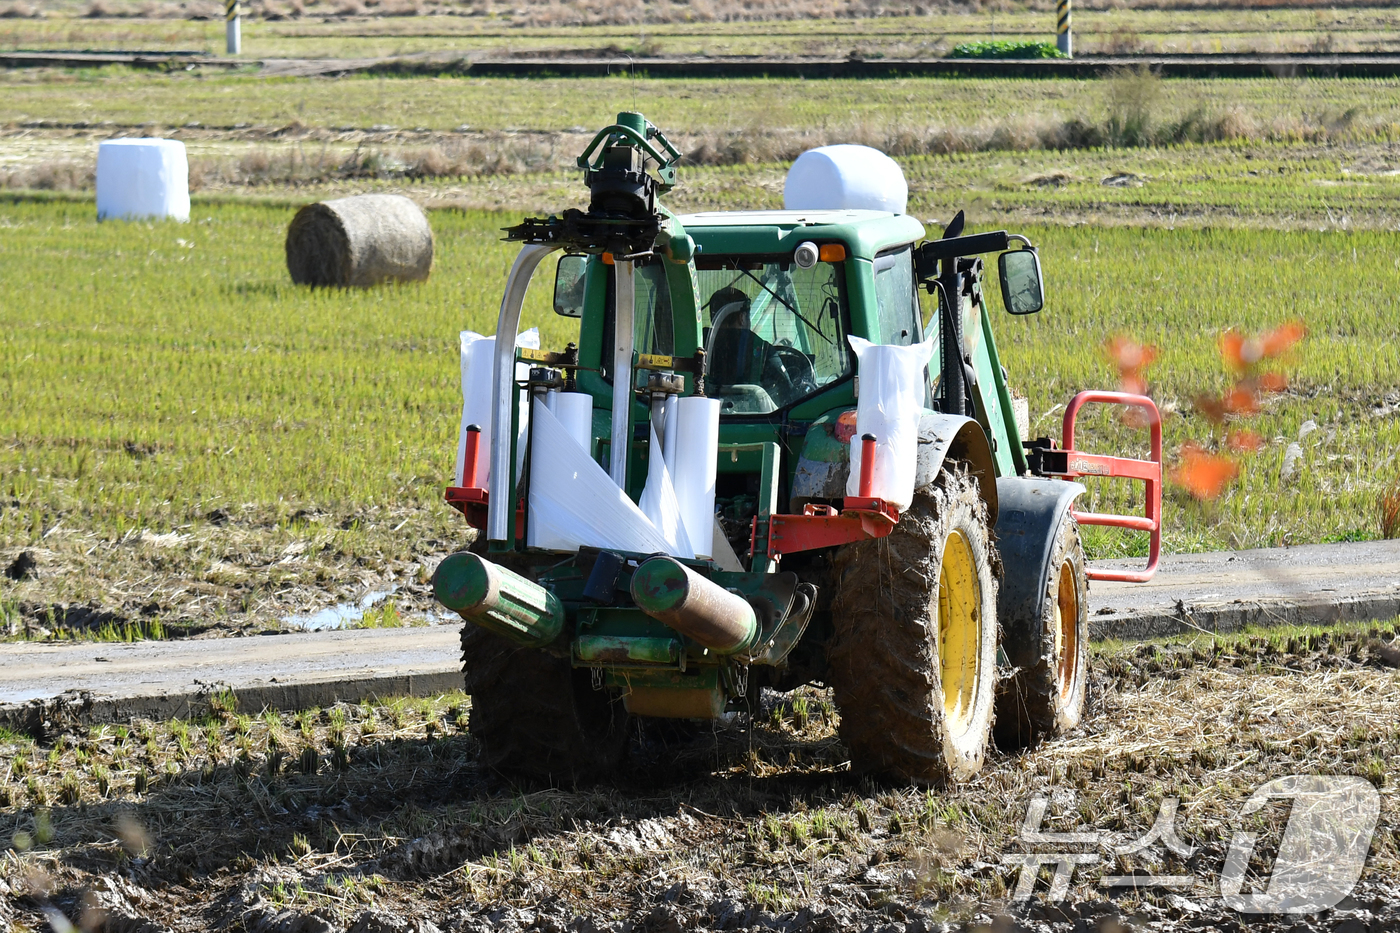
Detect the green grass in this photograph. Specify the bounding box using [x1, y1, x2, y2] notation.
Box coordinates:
[6, 71, 1400, 140]
[0, 196, 1395, 573]
[0, 199, 568, 543]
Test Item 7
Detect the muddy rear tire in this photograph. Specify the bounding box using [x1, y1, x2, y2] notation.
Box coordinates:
[827, 465, 999, 783]
[462, 624, 631, 784]
[994, 515, 1088, 747]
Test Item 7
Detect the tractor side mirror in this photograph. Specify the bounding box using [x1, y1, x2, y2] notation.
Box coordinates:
[553, 254, 587, 318]
[998, 248, 1044, 315]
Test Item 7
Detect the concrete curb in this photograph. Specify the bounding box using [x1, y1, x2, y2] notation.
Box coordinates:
[0, 671, 462, 738]
[1090, 593, 1400, 642]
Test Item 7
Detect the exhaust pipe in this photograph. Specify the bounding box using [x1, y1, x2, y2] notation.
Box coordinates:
[630, 556, 759, 655]
[433, 552, 563, 647]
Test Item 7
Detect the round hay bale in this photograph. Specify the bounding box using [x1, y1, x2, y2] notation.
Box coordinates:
[286, 194, 434, 287]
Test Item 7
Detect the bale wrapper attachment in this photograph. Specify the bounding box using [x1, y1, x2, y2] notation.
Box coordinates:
[433, 113, 824, 725]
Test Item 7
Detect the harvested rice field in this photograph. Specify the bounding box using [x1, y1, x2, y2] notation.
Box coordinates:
[2, 621, 1398, 931]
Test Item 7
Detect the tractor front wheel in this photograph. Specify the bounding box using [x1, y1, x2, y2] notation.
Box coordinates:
[827, 464, 999, 783]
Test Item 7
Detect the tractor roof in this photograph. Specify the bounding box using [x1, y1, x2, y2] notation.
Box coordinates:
[678, 210, 926, 261]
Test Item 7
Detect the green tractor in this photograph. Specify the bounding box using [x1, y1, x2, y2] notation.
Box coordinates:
[433, 113, 1162, 784]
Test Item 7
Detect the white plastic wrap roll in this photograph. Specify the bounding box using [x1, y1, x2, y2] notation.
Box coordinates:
[96, 139, 191, 223]
[662, 394, 680, 476]
[845, 334, 936, 511]
[672, 396, 721, 559]
[553, 391, 594, 456]
[639, 423, 694, 559]
[528, 399, 674, 554]
[454, 328, 538, 487]
[783, 144, 908, 215]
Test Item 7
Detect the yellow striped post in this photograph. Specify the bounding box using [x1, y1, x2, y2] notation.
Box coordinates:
[225, 0, 241, 55]
[1056, 0, 1071, 58]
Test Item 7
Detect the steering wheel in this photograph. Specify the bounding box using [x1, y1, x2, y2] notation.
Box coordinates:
[766, 346, 818, 398]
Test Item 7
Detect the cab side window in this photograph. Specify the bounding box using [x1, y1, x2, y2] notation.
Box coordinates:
[873, 246, 920, 346]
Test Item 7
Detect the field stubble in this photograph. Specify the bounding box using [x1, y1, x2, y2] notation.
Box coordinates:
[1, 620, 1398, 930]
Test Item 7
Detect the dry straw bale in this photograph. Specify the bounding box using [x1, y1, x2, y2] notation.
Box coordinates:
[285, 194, 433, 287]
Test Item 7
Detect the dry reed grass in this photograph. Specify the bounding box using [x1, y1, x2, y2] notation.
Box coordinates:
[48, 0, 1400, 26]
[4, 96, 1388, 198]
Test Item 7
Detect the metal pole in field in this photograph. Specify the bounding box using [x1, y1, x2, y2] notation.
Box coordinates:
[1056, 0, 1072, 58]
[225, 0, 241, 56]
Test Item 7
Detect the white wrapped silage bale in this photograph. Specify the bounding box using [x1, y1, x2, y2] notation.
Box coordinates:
[96, 139, 190, 223]
[783, 144, 908, 214]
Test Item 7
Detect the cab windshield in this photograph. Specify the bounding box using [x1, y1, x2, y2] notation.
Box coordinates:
[697, 256, 850, 414]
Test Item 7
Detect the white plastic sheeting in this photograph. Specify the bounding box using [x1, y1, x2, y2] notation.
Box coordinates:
[96, 139, 191, 222]
[454, 328, 538, 487]
[672, 396, 722, 559]
[783, 145, 908, 215]
[527, 399, 675, 554]
[845, 334, 936, 511]
[639, 423, 694, 559]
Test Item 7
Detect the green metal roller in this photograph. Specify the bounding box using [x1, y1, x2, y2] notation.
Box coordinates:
[433, 552, 563, 647]
[630, 556, 759, 655]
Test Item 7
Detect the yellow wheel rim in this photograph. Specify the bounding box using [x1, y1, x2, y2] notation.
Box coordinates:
[938, 530, 982, 737]
[1054, 559, 1080, 700]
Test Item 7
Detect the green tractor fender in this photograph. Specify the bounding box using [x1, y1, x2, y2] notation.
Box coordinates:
[790, 408, 998, 521]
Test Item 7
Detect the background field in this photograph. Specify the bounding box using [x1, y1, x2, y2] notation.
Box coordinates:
[2, 194, 1396, 637]
[8, 72, 1400, 140]
[5, 4, 1400, 57]
[9, 69, 1400, 234]
[3, 18, 1400, 933]
[2, 60, 1399, 641]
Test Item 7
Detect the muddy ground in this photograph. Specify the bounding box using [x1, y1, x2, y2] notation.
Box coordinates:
[2, 501, 456, 640]
[2, 625, 1398, 932]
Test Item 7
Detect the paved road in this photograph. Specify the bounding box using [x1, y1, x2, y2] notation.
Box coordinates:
[2, 540, 1396, 724]
[1089, 539, 1400, 639]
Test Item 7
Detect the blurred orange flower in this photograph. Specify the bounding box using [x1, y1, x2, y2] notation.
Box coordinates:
[1171, 443, 1240, 500]
[1261, 321, 1307, 358]
[1226, 429, 1265, 453]
[1105, 336, 1158, 373]
[1194, 394, 1227, 424]
[1105, 335, 1158, 396]
[1219, 331, 1258, 372]
[1223, 385, 1260, 416]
